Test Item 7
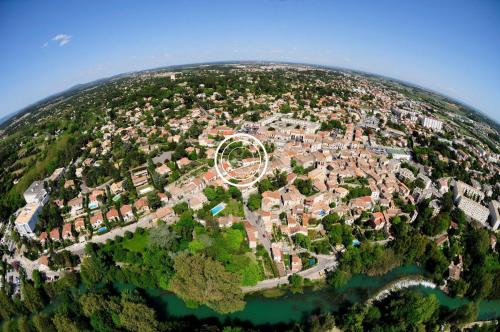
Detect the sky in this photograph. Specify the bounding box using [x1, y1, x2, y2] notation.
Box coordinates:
[0, 0, 499, 121]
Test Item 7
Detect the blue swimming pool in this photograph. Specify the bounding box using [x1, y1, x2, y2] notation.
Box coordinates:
[89, 201, 98, 209]
[352, 239, 361, 246]
[97, 227, 107, 234]
[210, 203, 226, 216]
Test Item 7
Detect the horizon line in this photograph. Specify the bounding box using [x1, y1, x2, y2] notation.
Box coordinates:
[1, 60, 497, 127]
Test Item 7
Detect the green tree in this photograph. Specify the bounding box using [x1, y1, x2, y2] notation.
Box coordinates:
[247, 193, 262, 211]
[21, 281, 45, 313]
[169, 253, 245, 313]
[52, 313, 80, 332]
[32, 314, 55, 332]
[288, 274, 304, 293]
[119, 301, 159, 332]
[0, 290, 17, 320]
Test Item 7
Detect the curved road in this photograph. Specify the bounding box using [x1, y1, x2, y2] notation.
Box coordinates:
[242, 254, 337, 293]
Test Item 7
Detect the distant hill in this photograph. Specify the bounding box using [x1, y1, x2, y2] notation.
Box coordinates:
[1, 61, 498, 132]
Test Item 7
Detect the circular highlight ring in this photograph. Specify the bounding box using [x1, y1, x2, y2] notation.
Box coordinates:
[214, 133, 269, 188]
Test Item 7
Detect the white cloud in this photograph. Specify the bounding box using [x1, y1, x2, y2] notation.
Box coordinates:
[52, 34, 72, 46]
[41, 42, 49, 48]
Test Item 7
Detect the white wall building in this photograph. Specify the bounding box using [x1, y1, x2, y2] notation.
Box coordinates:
[23, 181, 48, 205]
[15, 203, 42, 237]
[421, 117, 443, 131]
[457, 196, 490, 226]
[489, 200, 500, 231]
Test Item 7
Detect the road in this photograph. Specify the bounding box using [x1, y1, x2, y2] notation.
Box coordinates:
[242, 253, 337, 293]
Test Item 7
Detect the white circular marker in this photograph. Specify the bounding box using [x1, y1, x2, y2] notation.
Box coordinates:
[214, 133, 269, 188]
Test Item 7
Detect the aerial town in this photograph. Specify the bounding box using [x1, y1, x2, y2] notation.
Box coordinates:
[0, 63, 499, 331]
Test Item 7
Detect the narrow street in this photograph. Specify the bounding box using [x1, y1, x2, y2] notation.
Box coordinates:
[242, 253, 337, 293]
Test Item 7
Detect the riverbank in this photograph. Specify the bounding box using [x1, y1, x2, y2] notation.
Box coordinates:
[141, 265, 500, 325]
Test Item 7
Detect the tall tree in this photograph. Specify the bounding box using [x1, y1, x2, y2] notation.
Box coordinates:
[169, 253, 245, 313]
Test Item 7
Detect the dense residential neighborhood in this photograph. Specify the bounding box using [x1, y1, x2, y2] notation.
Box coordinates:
[0, 63, 499, 331]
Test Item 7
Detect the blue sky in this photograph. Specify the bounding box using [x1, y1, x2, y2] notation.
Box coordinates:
[1, 0, 499, 121]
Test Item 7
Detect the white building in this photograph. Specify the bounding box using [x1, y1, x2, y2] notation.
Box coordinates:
[453, 181, 485, 202]
[386, 148, 412, 161]
[23, 181, 48, 205]
[489, 200, 500, 231]
[15, 203, 42, 237]
[421, 117, 443, 131]
[398, 168, 416, 182]
[457, 196, 490, 226]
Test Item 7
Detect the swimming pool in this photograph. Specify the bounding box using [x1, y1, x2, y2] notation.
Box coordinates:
[89, 201, 99, 209]
[352, 239, 361, 246]
[97, 227, 107, 234]
[210, 203, 226, 216]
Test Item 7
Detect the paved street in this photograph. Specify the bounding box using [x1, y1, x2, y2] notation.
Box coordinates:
[59, 213, 155, 256]
[242, 253, 337, 293]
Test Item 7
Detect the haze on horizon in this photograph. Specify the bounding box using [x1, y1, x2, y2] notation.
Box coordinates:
[1, 0, 499, 121]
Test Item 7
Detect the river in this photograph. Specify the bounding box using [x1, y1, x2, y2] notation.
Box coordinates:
[116, 265, 500, 326]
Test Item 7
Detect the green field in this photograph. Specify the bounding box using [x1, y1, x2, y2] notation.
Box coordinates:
[122, 232, 149, 252]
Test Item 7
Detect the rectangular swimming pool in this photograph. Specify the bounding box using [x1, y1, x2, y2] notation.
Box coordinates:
[210, 203, 226, 216]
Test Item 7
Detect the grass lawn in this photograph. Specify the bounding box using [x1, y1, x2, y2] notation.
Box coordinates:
[122, 232, 149, 252]
[223, 199, 245, 217]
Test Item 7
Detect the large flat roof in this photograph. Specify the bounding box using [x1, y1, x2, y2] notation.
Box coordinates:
[15, 203, 40, 225]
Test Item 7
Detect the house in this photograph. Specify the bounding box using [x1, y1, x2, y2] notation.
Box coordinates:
[243, 221, 258, 249]
[49, 228, 61, 242]
[271, 244, 282, 262]
[158, 192, 169, 204]
[74, 218, 86, 233]
[39, 232, 48, 245]
[262, 191, 281, 211]
[370, 212, 385, 230]
[134, 198, 150, 214]
[176, 157, 192, 169]
[68, 196, 84, 216]
[110, 181, 124, 195]
[106, 208, 120, 223]
[155, 164, 171, 176]
[291, 254, 302, 273]
[349, 196, 373, 210]
[202, 170, 217, 185]
[89, 190, 105, 209]
[155, 206, 175, 222]
[120, 204, 134, 222]
[435, 234, 449, 247]
[448, 256, 463, 281]
[281, 186, 304, 209]
[90, 213, 103, 229]
[38, 255, 49, 269]
[189, 194, 208, 210]
[217, 215, 238, 228]
[64, 180, 75, 189]
[62, 223, 73, 240]
[132, 174, 149, 188]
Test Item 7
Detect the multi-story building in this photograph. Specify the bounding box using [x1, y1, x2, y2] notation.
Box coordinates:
[23, 181, 48, 205]
[456, 196, 490, 226]
[15, 203, 42, 237]
[453, 181, 485, 202]
[421, 117, 443, 131]
[489, 200, 500, 231]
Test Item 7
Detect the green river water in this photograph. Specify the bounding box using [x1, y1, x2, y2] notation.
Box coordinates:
[121, 265, 500, 325]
